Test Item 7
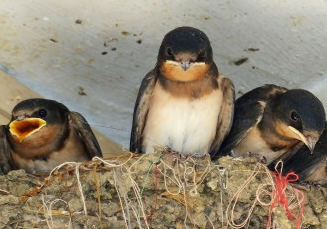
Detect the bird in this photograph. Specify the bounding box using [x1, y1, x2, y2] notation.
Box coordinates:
[212, 84, 326, 164]
[269, 122, 327, 186]
[130, 26, 235, 156]
[0, 98, 102, 174]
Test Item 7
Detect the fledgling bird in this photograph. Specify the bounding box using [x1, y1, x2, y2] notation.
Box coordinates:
[130, 26, 234, 156]
[0, 98, 102, 174]
[269, 122, 327, 186]
[212, 84, 326, 164]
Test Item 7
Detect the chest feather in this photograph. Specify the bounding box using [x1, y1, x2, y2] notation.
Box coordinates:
[11, 128, 89, 174]
[234, 127, 286, 163]
[142, 82, 222, 156]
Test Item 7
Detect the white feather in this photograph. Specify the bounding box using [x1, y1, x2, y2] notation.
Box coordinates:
[142, 83, 222, 156]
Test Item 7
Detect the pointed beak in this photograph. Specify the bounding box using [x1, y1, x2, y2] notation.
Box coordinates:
[303, 136, 318, 154]
[16, 115, 27, 121]
[179, 61, 191, 71]
[288, 126, 318, 154]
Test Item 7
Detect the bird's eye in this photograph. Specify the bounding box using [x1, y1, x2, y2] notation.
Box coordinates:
[166, 47, 173, 57]
[197, 51, 206, 61]
[38, 109, 47, 118]
[198, 51, 205, 58]
[290, 111, 300, 122]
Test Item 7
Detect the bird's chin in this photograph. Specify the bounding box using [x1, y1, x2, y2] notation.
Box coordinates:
[161, 60, 208, 82]
[9, 118, 46, 142]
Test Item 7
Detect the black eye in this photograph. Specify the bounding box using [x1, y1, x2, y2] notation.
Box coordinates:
[39, 109, 47, 118]
[290, 111, 300, 122]
[199, 51, 205, 58]
[197, 51, 206, 61]
[166, 47, 173, 57]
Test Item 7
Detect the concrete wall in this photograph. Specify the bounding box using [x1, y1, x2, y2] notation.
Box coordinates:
[1, 0, 327, 147]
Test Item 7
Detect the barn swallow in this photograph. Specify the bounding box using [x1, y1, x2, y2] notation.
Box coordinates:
[0, 98, 102, 174]
[269, 122, 327, 185]
[130, 26, 235, 156]
[212, 84, 326, 164]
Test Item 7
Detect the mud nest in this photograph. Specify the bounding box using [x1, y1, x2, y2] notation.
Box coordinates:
[0, 150, 326, 229]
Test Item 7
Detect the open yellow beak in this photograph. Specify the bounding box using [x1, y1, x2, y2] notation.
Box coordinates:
[9, 118, 46, 142]
[288, 126, 317, 153]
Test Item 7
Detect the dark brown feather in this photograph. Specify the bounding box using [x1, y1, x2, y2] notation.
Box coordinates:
[209, 76, 235, 155]
[130, 70, 158, 153]
[0, 126, 14, 174]
[69, 112, 102, 158]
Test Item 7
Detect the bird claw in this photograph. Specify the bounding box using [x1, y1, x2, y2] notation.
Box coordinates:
[246, 152, 267, 164]
[295, 180, 325, 194]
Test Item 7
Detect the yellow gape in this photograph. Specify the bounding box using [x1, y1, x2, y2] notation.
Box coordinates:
[9, 118, 46, 142]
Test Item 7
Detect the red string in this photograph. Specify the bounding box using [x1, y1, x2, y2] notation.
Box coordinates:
[147, 164, 158, 221]
[266, 171, 304, 229]
[295, 196, 305, 229]
[153, 164, 158, 210]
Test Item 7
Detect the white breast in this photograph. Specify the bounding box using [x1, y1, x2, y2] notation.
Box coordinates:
[234, 127, 284, 164]
[142, 83, 222, 156]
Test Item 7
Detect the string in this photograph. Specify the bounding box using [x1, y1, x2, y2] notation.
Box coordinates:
[267, 161, 305, 229]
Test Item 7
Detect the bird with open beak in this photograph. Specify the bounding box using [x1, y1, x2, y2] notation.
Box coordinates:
[130, 26, 234, 156]
[212, 84, 325, 164]
[0, 98, 102, 174]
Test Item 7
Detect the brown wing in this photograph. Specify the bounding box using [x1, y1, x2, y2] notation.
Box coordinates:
[0, 125, 14, 174]
[69, 112, 103, 158]
[130, 69, 157, 153]
[209, 76, 235, 156]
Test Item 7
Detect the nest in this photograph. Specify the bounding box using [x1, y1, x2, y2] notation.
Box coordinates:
[0, 151, 326, 229]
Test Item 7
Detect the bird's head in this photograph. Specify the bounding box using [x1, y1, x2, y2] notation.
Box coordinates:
[157, 26, 214, 82]
[8, 98, 69, 143]
[274, 89, 325, 153]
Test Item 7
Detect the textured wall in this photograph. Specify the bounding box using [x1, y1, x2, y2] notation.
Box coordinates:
[1, 0, 327, 146]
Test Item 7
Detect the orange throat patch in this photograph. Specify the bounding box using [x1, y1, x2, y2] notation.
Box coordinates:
[160, 60, 209, 82]
[9, 118, 47, 142]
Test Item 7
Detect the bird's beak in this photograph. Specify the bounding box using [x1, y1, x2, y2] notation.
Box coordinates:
[9, 118, 46, 142]
[16, 115, 27, 121]
[179, 61, 191, 71]
[303, 136, 318, 154]
[288, 126, 318, 154]
[165, 60, 205, 72]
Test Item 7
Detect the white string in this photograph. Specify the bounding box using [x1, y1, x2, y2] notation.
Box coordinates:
[47, 162, 87, 216]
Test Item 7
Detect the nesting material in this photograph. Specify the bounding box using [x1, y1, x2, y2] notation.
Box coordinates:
[0, 151, 326, 229]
